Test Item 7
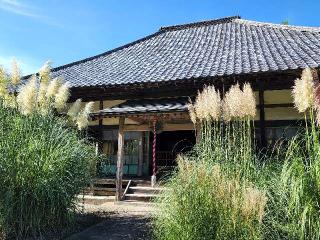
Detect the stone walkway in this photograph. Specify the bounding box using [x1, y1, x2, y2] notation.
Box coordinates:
[67, 202, 155, 240]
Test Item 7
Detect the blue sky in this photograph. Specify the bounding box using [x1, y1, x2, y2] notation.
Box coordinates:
[0, 0, 319, 75]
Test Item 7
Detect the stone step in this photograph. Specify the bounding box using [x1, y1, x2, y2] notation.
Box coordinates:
[77, 195, 115, 204]
[129, 186, 164, 194]
[115, 200, 157, 207]
[124, 193, 158, 202]
[93, 187, 126, 196]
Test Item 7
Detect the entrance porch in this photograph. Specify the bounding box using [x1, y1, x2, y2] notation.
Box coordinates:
[90, 97, 196, 201]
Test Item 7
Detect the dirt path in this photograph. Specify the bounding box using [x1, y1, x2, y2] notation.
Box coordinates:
[66, 202, 154, 240]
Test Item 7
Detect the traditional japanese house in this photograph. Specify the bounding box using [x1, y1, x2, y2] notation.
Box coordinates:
[50, 16, 320, 200]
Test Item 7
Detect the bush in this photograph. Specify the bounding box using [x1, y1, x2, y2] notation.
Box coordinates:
[0, 102, 95, 238]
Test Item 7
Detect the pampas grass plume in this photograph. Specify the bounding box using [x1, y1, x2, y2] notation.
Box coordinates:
[46, 78, 61, 99]
[207, 86, 221, 121]
[39, 61, 51, 84]
[194, 86, 221, 121]
[222, 83, 256, 120]
[76, 101, 94, 130]
[292, 68, 314, 113]
[0, 66, 8, 98]
[242, 83, 256, 118]
[223, 83, 243, 119]
[17, 75, 37, 115]
[67, 99, 82, 121]
[37, 82, 48, 106]
[54, 82, 70, 111]
[11, 58, 21, 86]
[187, 102, 197, 124]
[314, 81, 320, 126]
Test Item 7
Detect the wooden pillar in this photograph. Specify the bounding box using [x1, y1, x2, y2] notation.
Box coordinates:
[115, 117, 125, 201]
[137, 133, 144, 177]
[259, 88, 266, 148]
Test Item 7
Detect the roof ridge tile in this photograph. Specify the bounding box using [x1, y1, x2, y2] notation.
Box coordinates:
[159, 16, 241, 32]
[236, 19, 320, 33]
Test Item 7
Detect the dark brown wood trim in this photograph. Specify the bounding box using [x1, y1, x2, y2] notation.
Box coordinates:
[99, 100, 103, 125]
[259, 87, 266, 147]
[69, 70, 301, 102]
[261, 103, 294, 108]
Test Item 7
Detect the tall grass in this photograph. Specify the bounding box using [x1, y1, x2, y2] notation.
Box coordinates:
[0, 101, 96, 238]
[0, 61, 96, 238]
[154, 70, 320, 239]
[264, 68, 320, 239]
[154, 83, 267, 240]
[154, 157, 266, 240]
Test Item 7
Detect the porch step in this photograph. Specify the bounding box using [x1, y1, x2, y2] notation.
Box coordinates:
[86, 178, 127, 196]
[124, 193, 158, 201]
[77, 195, 115, 204]
[134, 180, 152, 187]
[116, 200, 157, 207]
[129, 186, 163, 194]
[92, 187, 123, 196]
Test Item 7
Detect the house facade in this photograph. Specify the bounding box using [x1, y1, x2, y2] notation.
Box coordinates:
[50, 16, 320, 199]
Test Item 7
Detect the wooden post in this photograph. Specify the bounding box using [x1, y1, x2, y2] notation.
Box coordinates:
[115, 117, 125, 201]
[137, 133, 144, 177]
[259, 88, 266, 148]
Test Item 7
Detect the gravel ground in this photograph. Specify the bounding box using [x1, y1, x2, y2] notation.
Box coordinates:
[66, 202, 155, 240]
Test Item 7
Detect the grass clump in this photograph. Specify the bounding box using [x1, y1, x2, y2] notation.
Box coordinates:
[265, 68, 320, 239]
[0, 61, 96, 238]
[154, 158, 266, 240]
[154, 68, 320, 240]
[154, 83, 266, 240]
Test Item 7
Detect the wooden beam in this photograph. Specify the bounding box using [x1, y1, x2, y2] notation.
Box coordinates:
[123, 123, 195, 131]
[260, 103, 294, 108]
[115, 117, 125, 201]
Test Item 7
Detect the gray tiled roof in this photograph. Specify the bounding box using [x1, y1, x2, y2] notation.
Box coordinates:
[91, 98, 189, 117]
[53, 16, 320, 88]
